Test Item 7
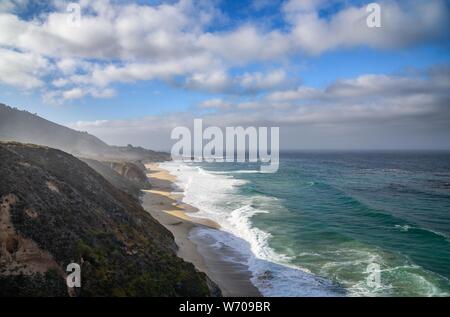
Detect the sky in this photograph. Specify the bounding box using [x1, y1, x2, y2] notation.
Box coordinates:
[0, 0, 449, 150]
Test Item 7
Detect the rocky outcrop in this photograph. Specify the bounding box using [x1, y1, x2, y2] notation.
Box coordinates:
[108, 161, 151, 189]
[80, 158, 143, 198]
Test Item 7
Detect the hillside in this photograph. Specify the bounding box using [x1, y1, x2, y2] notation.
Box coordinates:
[0, 103, 170, 162]
[80, 159, 142, 198]
[0, 142, 219, 296]
[80, 159, 150, 198]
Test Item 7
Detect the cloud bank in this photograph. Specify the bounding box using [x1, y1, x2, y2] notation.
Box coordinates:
[70, 66, 450, 150]
[1, 0, 449, 150]
[0, 0, 449, 101]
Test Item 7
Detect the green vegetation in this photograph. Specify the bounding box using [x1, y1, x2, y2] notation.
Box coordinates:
[0, 142, 218, 297]
[0, 270, 67, 297]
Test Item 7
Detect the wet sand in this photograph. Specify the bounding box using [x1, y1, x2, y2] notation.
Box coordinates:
[141, 163, 260, 297]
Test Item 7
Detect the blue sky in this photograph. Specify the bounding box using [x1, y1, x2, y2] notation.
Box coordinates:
[0, 0, 449, 149]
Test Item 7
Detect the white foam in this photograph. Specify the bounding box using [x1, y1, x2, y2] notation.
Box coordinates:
[159, 161, 341, 296]
[394, 224, 413, 232]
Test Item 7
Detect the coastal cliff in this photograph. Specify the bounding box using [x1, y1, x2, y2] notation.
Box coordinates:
[0, 142, 219, 296]
[81, 158, 150, 198]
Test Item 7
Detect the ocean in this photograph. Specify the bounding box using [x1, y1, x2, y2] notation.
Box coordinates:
[160, 151, 450, 296]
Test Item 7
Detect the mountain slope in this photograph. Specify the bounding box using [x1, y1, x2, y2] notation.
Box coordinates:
[0, 142, 218, 296]
[0, 103, 169, 161]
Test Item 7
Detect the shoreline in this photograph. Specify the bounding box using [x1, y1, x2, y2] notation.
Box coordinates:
[141, 162, 261, 297]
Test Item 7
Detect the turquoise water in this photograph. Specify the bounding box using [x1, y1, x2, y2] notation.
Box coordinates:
[163, 152, 450, 296]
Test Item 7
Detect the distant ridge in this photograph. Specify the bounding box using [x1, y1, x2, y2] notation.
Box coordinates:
[0, 103, 169, 162]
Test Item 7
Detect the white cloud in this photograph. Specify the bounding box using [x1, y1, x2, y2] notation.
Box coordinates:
[45, 86, 117, 103]
[287, 0, 450, 54]
[69, 68, 450, 150]
[56, 58, 93, 75]
[63, 87, 86, 100]
[199, 98, 231, 109]
[90, 87, 116, 98]
[238, 70, 287, 91]
[269, 70, 450, 103]
[0, 0, 448, 100]
[186, 70, 230, 92]
[186, 68, 290, 94]
[0, 48, 49, 89]
[73, 53, 220, 88]
[198, 25, 291, 63]
[268, 86, 320, 102]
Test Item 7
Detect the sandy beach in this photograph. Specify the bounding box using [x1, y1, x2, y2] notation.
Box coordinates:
[141, 163, 260, 297]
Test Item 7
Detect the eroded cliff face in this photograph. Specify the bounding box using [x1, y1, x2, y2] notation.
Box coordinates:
[80, 158, 144, 198]
[0, 142, 217, 297]
[108, 161, 151, 189]
[0, 194, 63, 277]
